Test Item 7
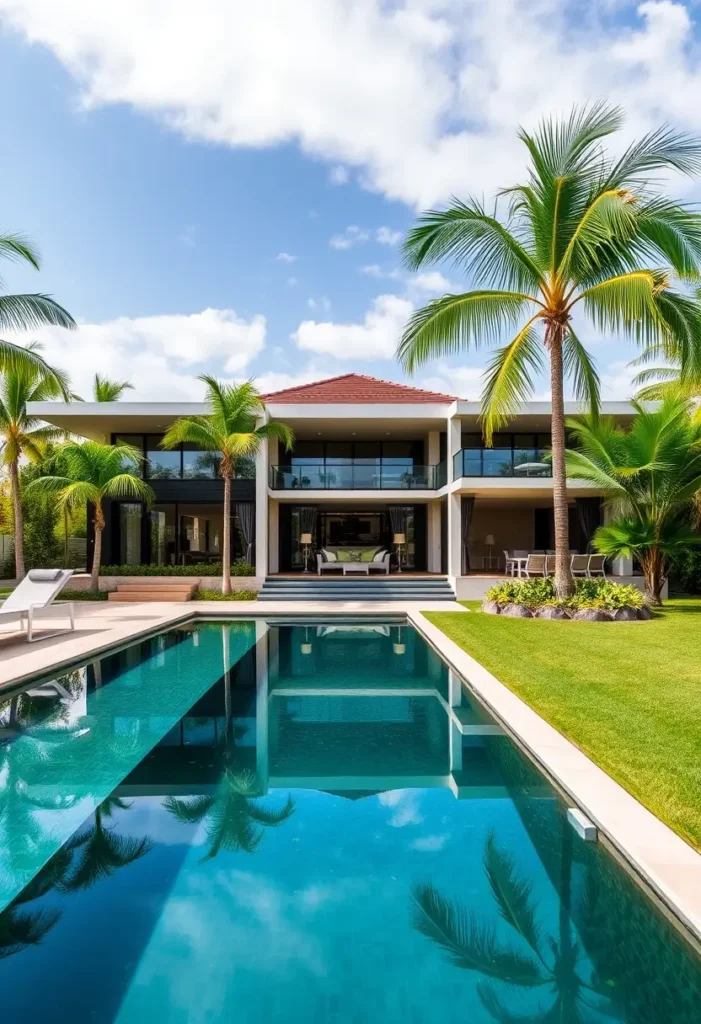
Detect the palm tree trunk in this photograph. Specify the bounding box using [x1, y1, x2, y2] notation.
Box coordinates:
[91, 503, 104, 594]
[10, 458, 25, 580]
[548, 325, 574, 598]
[222, 473, 232, 596]
[641, 549, 665, 606]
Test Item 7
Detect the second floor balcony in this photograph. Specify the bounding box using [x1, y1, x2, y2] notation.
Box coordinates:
[270, 462, 443, 490]
[453, 447, 552, 479]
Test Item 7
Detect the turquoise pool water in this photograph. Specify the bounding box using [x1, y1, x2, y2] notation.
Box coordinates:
[0, 620, 698, 1022]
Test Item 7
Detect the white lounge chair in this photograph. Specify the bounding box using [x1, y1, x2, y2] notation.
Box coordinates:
[570, 554, 590, 578]
[0, 569, 75, 643]
[523, 554, 547, 577]
[587, 554, 607, 578]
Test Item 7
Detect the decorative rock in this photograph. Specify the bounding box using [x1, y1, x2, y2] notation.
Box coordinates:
[572, 608, 609, 622]
[482, 600, 502, 616]
[501, 603, 533, 618]
[637, 605, 653, 620]
[534, 605, 569, 619]
[612, 606, 639, 621]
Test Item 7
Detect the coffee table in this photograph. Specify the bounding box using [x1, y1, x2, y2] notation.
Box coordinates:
[342, 562, 370, 575]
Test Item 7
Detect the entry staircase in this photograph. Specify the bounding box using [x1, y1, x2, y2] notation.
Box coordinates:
[107, 581, 197, 603]
[257, 575, 455, 602]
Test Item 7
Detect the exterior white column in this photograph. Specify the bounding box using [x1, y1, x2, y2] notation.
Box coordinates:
[255, 429, 269, 580]
[268, 499, 279, 574]
[426, 429, 442, 573]
[447, 416, 462, 581]
[255, 620, 269, 794]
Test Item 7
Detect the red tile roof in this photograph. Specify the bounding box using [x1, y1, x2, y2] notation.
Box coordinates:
[261, 373, 457, 404]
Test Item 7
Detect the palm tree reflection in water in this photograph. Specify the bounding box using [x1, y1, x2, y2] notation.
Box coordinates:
[165, 770, 294, 860]
[412, 828, 616, 1023]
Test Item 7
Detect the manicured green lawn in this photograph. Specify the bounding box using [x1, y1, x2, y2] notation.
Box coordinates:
[425, 599, 701, 850]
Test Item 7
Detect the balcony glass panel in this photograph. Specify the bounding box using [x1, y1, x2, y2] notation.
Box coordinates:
[146, 436, 181, 480]
[453, 447, 552, 478]
[269, 463, 437, 489]
[182, 444, 220, 479]
[482, 449, 514, 476]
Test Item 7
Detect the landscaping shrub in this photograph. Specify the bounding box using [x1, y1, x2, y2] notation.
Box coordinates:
[485, 576, 645, 611]
[100, 560, 255, 577]
[61, 590, 109, 601]
[193, 588, 257, 601]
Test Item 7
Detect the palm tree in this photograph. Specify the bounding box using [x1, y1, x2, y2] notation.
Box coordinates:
[26, 440, 154, 592]
[0, 233, 76, 377]
[162, 377, 294, 595]
[0, 348, 71, 578]
[61, 796, 152, 891]
[412, 829, 615, 1022]
[397, 103, 701, 596]
[92, 374, 134, 402]
[165, 768, 294, 859]
[565, 397, 701, 604]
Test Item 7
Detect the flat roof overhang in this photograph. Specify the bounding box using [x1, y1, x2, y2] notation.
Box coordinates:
[452, 477, 601, 499]
[269, 490, 440, 503]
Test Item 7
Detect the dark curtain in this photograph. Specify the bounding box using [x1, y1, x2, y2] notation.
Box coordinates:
[461, 496, 475, 574]
[389, 506, 408, 537]
[236, 502, 255, 564]
[300, 506, 318, 539]
[576, 497, 601, 552]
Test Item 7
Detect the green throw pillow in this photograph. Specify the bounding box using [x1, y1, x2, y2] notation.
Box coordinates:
[360, 548, 380, 562]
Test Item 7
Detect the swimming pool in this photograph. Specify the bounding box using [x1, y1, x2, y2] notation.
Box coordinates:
[0, 619, 698, 1022]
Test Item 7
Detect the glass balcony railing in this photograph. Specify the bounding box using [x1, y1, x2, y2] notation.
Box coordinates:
[270, 464, 440, 490]
[453, 448, 552, 478]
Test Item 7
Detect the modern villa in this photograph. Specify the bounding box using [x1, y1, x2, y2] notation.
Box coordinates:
[29, 372, 640, 598]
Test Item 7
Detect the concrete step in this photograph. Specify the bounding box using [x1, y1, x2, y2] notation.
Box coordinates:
[108, 589, 195, 602]
[115, 582, 198, 593]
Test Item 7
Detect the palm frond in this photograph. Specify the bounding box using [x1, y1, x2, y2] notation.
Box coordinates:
[411, 883, 543, 986]
[93, 374, 134, 402]
[577, 270, 663, 343]
[0, 232, 41, 271]
[480, 318, 545, 444]
[563, 327, 600, 416]
[605, 124, 701, 187]
[101, 473, 154, 504]
[557, 189, 638, 280]
[256, 419, 295, 452]
[164, 794, 216, 824]
[401, 198, 543, 290]
[247, 794, 295, 827]
[397, 291, 539, 372]
[0, 294, 76, 332]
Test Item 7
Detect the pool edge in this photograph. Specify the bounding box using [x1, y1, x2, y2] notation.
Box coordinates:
[408, 608, 701, 950]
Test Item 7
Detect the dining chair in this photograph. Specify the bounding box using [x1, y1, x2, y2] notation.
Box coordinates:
[503, 550, 516, 577]
[545, 554, 556, 576]
[571, 554, 590, 577]
[588, 554, 607, 578]
[524, 554, 547, 577]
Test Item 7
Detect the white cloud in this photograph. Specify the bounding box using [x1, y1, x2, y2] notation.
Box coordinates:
[15, 308, 266, 402]
[376, 226, 402, 246]
[293, 293, 413, 360]
[329, 164, 349, 185]
[307, 296, 331, 312]
[4, 2, 701, 207]
[256, 367, 329, 394]
[377, 790, 423, 828]
[359, 264, 402, 281]
[421, 364, 484, 400]
[408, 271, 456, 294]
[329, 225, 371, 250]
[276, 251, 296, 263]
[287, 276, 298, 287]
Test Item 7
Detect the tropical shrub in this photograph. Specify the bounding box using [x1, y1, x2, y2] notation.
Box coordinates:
[669, 547, 701, 595]
[485, 576, 645, 611]
[100, 560, 255, 577]
[193, 588, 257, 601]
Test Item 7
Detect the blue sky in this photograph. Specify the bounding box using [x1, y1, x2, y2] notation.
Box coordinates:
[0, 1, 700, 401]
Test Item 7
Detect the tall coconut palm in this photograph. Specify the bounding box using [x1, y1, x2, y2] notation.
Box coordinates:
[412, 829, 614, 1022]
[565, 398, 701, 604]
[397, 103, 701, 596]
[0, 233, 76, 377]
[92, 374, 134, 402]
[165, 768, 294, 860]
[0, 348, 71, 578]
[162, 377, 294, 595]
[26, 440, 154, 592]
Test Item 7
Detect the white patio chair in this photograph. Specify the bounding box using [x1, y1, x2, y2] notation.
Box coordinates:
[570, 554, 590, 578]
[587, 554, 607, 578]
[0, 569, 75, 643]
[523, 554, 547, 577]
[503, 550, 516, 576]
[545, 554, 556, 576]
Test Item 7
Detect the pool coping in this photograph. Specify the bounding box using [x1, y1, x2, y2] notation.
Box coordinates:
[408, 609, 701, 947]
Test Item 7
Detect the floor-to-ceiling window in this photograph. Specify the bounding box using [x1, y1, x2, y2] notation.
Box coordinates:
[118, 503, 143, 565]
[114, 501, 251, 566]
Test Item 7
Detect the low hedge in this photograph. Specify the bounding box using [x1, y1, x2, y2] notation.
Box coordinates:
[99, 561, 255, 577]
[193, 588, 257, 601]
[485, 576, 645, 611]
